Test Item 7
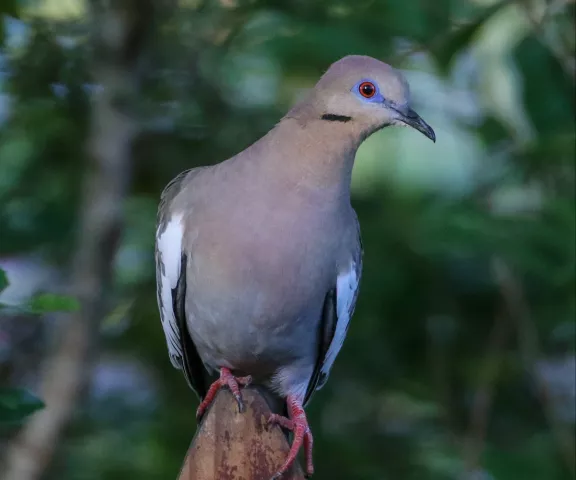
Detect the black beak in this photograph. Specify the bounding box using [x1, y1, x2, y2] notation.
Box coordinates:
[397, 108, 436, 142]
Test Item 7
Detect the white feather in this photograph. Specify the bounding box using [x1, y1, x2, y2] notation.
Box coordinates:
[320, 260, 359, 379]
[156, 213, 185, 368]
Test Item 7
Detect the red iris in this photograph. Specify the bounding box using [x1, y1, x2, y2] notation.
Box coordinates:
[359, 81, 376, 98]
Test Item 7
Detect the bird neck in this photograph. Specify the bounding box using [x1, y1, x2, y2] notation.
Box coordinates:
[253, 116, 363, 203]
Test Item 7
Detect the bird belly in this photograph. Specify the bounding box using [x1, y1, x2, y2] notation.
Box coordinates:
[184, 232, 330, 385]
[186, 280, 322, 381]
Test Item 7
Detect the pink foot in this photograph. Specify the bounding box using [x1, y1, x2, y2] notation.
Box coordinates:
[268, 395, 314, 479]
[196, 367, 252, 421]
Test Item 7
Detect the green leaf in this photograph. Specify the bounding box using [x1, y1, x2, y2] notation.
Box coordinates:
[434, 0, 507, 72]
[0, 268, 8, 293]
[29, 293, 81, 314]
[0, 388, 44, 424]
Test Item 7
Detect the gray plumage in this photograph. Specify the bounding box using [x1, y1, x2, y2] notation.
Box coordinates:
[156, 144, 362, 404]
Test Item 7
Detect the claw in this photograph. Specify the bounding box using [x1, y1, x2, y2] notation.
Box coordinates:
[196, 367, 252, 421]
[268, 395, 314, 478]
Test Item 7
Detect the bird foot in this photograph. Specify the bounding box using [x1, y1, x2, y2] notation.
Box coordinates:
[268, 395, 314, 479]
[196, 367, 252, 421]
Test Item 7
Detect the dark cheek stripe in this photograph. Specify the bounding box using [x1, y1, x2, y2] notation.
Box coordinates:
[321, 114, 352, 122]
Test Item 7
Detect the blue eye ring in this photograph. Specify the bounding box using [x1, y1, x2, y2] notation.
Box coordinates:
[352, 79, 384, 103]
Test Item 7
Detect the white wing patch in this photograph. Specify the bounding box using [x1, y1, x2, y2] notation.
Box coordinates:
[320, 260, 359, 380]
[156, 213, 185, 368]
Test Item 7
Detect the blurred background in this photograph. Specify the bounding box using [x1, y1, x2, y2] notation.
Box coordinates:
[0, 0, 574, 479]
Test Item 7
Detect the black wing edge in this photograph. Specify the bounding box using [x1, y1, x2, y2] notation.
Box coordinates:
[302, 219, 364, 407]
[303, 288, 338, 407]
[172, 253, 208, 399]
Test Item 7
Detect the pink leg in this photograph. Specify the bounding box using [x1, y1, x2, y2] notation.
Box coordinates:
[268, 395, 314, 479]
[196, 367, 252, 421]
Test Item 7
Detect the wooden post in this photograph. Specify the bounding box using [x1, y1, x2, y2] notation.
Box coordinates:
[178, 386, 305, 480]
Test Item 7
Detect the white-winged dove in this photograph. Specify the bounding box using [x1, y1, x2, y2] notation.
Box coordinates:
[155, 55, 435, 479]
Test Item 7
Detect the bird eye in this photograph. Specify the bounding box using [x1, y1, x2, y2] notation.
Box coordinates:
[359, 81, 376, 98]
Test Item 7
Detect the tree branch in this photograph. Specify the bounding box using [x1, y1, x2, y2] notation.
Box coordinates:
[179, 387, 305, 480]
[1, 3, 154, 479]
[492, 257, 576, 475]
[463, 312, 511, 474]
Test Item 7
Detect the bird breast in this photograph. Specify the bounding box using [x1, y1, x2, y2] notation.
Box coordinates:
[183, 202, 338, 378]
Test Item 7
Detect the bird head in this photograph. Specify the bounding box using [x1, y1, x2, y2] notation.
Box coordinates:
[308, 55, 435, 142]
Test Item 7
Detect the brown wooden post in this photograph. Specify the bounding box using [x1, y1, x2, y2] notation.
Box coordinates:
[178, 386, 305, 480]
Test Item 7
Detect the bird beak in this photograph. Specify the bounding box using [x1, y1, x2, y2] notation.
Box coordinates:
[396, 108, 436, 143]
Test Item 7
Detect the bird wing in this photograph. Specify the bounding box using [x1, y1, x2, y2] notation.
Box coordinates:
[304, 221, 363, 406]
[155, 168, 208, 398]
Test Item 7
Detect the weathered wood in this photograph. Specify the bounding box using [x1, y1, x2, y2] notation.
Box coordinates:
[178, 386, 305, 480]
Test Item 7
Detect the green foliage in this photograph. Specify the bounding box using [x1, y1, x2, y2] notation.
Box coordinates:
[433, 0, 507, 73]
[0, 0, 20, 46]
[0, 388, 44, 425]
[0, 267, 8, 293]
[28, 293, 80, 314]
[0, 0, 19, 18]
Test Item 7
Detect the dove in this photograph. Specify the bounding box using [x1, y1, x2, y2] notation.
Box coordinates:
[155, 55, 435, 478]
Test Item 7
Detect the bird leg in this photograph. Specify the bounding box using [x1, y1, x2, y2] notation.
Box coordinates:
[196, 367, 252, 421]
[268, 395, 314, 479]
